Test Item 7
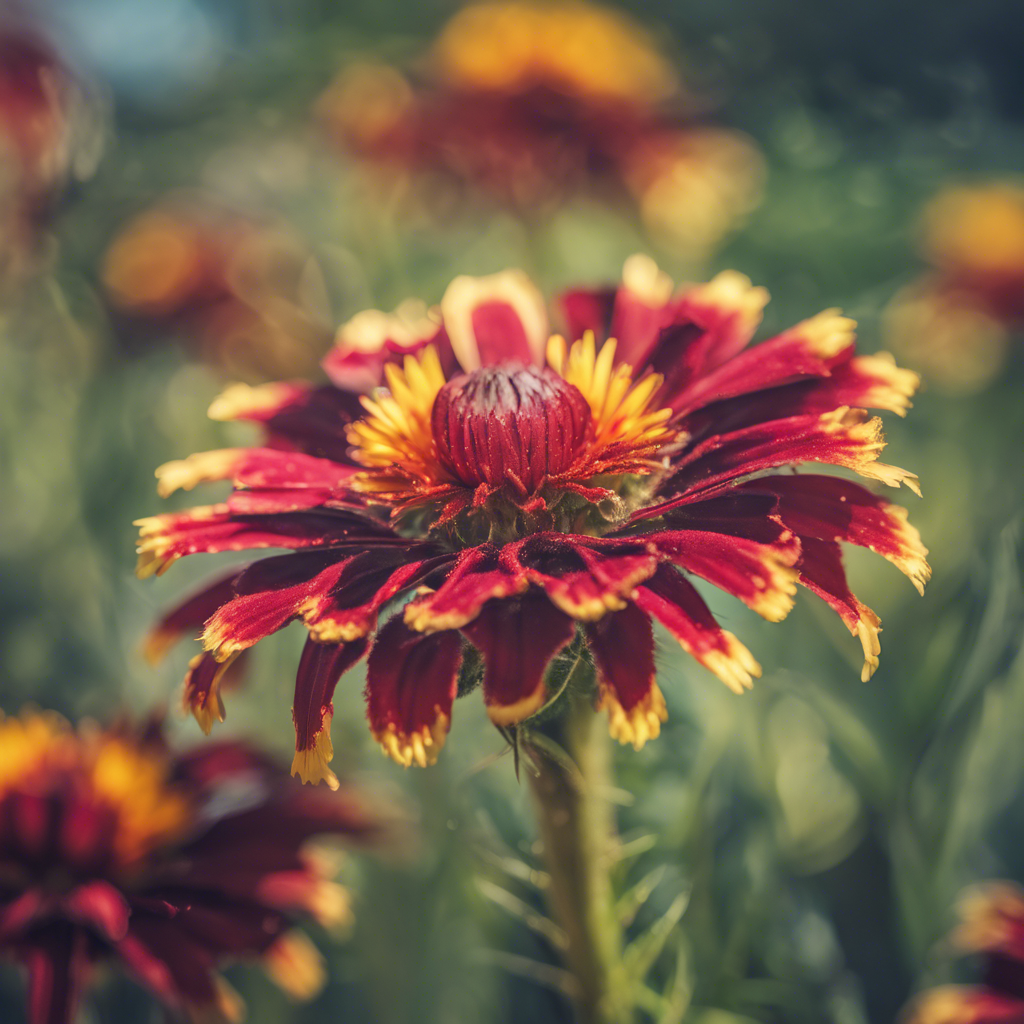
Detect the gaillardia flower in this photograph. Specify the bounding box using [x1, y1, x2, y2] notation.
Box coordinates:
[0, 710, 388, 1024]
[140, 256, 929, 781]
[902, 883, 1024, 1023]
[318, 1, 762, 253]
[885, 183, 1024, 392]
[101, 197, 332, 380]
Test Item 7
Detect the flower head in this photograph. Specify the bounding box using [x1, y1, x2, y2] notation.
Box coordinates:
[318, 2, 762, 253]
[0, 710, 389, 1023]
[101, 198, 332, 379]
[902, 883, 1024, 1023]
[140, 256, 928, 780]
[885, 183, 1024, 392]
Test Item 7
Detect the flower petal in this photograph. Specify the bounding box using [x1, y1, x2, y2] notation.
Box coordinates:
[365, 617, 462, 767]
[737, 474, 930, 595]
[505, 534, 659, 621]
[209, 382, 363, 463]
[585, 603, 667, 750]
[461, 591, 575, 727]
[901, 985, 1024, 1024]
[291, 637, 369, 789]
[648, 526, 800, 622]
[144, 569, 244, 664]
[668, 407, 921, 499]
[440, 270, 548, 370]
[25, 925, 90, 1024]
[182, 652, 241, 734]
[635, 565, 761, 693]
[791, 537, 882, 681]
[671, 309, 855, 416]
[404, 545, 527, 633]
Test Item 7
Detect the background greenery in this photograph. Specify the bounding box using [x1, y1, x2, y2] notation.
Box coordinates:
[1, 1, 1022, 1021]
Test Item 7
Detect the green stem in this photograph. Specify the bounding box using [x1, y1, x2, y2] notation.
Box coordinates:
[525, 690, 633, 1024]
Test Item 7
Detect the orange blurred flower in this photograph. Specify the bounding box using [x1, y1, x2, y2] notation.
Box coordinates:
[885, 183, 1024, 392]
[318, 1, 763, 255]
[101, 198, 333, 380]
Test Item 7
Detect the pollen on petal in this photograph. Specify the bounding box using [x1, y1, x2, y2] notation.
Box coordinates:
[263, 931, 327, 1003]
[290, 715, 340, 790]
[599, 682, 668, 751]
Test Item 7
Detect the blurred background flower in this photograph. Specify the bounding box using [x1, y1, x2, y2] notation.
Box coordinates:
[885, 183, 1024, 393]
[318, 1, 764, 258]
[0, 0, 1021, 1022]
[0, 709, 397, 1023]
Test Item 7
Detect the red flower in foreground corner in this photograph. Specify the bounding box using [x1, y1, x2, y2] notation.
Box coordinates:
[0, 710, 390, 1024]
[138, 254, 930, 782]
[903, 883, 1024, 1023]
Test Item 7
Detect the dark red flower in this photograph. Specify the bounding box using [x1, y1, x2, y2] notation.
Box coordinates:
[0, 710, 390, 1023]
[902, 884, 1024, 1023]
[140, 255, 929, 779]
[317, 1, 763, 253]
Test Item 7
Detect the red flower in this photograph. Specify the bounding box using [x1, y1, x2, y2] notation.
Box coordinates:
[140, 255, 929, 781]
[0, 711, 390, 1024]
[902, 884, 1024, 1023]
[317, 2, 763, 252]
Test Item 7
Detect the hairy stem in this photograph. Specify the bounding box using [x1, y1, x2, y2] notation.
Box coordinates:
[525, 689, 633, 1024]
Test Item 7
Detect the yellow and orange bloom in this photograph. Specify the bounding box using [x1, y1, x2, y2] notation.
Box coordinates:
[318, 1, 763, 253]
[101, 198, 332, 380]
[902, 883, 1024, 1023]
[138, 255, 928, 782]
[0, 710, 389, 1024]
[886, 183, 1024, 392]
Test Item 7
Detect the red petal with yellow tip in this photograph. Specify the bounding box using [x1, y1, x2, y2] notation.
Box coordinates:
[634, 566, 761, 694]
[585, 603, 667, 750]
[365, 617, 462, 767]
[404, 545, 528, 633]
[505, 534, 659, 622]
[291, 637, 369, 789]
[461, 591, 575, 727]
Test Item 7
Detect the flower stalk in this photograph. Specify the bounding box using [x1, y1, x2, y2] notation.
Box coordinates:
[525, 681, 634, 1024]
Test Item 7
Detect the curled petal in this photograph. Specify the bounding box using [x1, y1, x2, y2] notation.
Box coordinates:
[649, 527, 800, 622]
[505, 534, 658, 621]
[792, 537, 882, 681]
[182, 652, 241, 734]
[291, 637, 369, 789]
[635, 566, 761, 694]
[366, 617, 463, 767]
[738, 474, 930, 595]
[404, 545, 527, 633]
[144, 569, 244, 664]
[586, 603, 667, 750]
[461, 591, 575, 727]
